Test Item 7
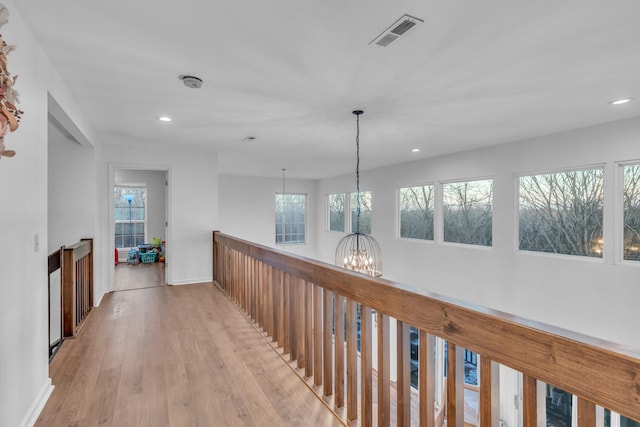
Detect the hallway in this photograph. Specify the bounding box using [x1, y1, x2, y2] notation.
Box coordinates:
[114, 260, 166, 292]
[36, 283, 342, 426]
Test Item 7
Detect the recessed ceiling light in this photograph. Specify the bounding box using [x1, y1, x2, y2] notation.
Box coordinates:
[158, 116, 172, 122]
[609, 98, 633, 105]
[412, 148, 420, 152]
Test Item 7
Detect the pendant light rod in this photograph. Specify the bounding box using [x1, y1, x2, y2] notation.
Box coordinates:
[353, 110, 363, 235]
[282, 168, 286, 195]
[281, 168, 286, 250]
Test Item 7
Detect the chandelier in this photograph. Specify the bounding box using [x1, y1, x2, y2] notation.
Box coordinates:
[335, 110, 382, 277]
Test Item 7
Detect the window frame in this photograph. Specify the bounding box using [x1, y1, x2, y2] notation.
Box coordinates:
[617, 160, 640, 265]
[397, 183, 435, 242]
[440, 177, 494, 248]
[275, 192, 307, 245]
[114, 185, 148, 250]
[327, 193, 346, 233]
[515, 164, 605, 260]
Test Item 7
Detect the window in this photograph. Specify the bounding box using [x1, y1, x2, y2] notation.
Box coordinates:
[114, 186, 147, 249]
[351, 191, 372, 234]
[519, 168, 603, 257]
[328, 193, 345, 232]
[623, 164, 640, 261]
[275, 193, 306, 244]
[443, 179, 493, 246]
[399, 185, 434, 240]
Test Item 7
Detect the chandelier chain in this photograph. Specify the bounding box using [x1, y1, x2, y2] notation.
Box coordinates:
[355, 112, 361, 234]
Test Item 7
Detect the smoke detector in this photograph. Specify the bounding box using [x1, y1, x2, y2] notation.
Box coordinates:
[179, 75, 203, 89]
[369, 14, 424, 47]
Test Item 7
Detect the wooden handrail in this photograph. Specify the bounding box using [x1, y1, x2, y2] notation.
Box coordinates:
[213, 231, 640, 425]
[62, 238, 94, 338]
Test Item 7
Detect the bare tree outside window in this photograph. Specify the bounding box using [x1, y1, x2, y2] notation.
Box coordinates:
[399, 185, 434, 240]
[623, 164, 640, 261]
[328, 193, 345, 232]
[443, 180, 493, 246]
[351, 191, 372, 234]
[519, 168, 603, 257]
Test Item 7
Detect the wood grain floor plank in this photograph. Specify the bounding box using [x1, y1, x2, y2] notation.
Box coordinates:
[36, 282, 342, 427]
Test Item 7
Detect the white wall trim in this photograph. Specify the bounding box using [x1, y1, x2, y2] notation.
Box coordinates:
[169, 277, 213, 286]
[19, 379, 53, 427]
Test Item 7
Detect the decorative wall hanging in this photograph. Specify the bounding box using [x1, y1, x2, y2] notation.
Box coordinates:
[0, 4, 22, 159]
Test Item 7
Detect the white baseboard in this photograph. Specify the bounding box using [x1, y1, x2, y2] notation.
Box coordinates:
[94, 289, 107, 307]
[19, 378, 53, 427]
[169, 276, 212, 286]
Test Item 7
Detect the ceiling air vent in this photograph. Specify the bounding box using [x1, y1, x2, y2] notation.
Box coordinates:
[369, 14, 424, 47]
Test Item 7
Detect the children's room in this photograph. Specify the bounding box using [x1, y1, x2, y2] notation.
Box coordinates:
[114, 168, 167, 291]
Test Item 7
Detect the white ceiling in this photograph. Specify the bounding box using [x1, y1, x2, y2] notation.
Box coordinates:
[14, 0, 640, 179]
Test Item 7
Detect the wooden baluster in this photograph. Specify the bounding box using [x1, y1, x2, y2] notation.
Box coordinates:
[397, 321, 411, 427]
[244, 254, 249, 314]
[271, 267, 278, 342]
[480, 356, 500, 427]
[232, 250, 237, 302]
[446, 342, 464, 427]
[334, 294, 345, 408]
[246, 256, 251, 317]
[62, 246, 76, 337]
[361, 305, 373, 426]
[578, 398, 596, 427]
[283, 273, 291, 356]
[263, 263, 269, 333]
[255, 260, 261, 327]
[378, 312, 391, 427]
[277, 269, 285, 349]
[522, 374, 538, 427]
[290, 276, 298, 362]
[346, 299, 358, 422]
[296, 279, 306, 370]
[323, 289, 333, 397]
[267, 265, 274, 338]
[313, 285, 323, 387]
[420, 330, 435, 427]
[252, 258, 258, 321]
[305, 281, 313, 377]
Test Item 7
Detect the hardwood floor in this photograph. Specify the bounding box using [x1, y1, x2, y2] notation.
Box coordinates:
[36, 283, 343, 426]
[114, 260, 166, 292]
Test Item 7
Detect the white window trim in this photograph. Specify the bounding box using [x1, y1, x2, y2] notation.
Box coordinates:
[439, 176, 494, 248]
[514, 164, 606, 260]
[276, 192, 307, 246]
[115, 184, 148, 250]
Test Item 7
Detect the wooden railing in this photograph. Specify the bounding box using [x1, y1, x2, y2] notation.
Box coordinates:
[212, 231, 640, 426]
[48, 248, 63, 359]
[62, 238, 94, 338]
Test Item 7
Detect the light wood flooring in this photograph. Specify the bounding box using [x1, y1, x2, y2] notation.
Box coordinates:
[36, 283, 342, 427]
[114, 260, 166, 292]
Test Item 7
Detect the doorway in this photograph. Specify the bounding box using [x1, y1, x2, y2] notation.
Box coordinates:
[112, 167, 169, 291]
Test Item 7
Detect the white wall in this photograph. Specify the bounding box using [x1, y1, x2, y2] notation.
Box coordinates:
[114, 168, 166, 257]
[0, 2, 93, 426]
[99, 143, 218, 289]
[47, 116, 95, 253]
[316, 116, 640, 350]
[219, 174, 318, 258]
